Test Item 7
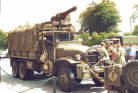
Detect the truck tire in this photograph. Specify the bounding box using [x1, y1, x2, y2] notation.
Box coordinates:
[58, 67, 76, 92]
[19, 62, 28, 80]
[27, 69, 34, 79]
[12, 61, 19, 78]
[19, 62, 34, 80]
[122, 61, 138, 92]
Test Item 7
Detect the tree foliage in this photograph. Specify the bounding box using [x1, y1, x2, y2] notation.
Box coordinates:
[133, 25, 138, 36]
[131, 4, 138, 23]
[123, 32, 131, 36]
[0, 29, 8, 49]
[79, 0, 121, 34]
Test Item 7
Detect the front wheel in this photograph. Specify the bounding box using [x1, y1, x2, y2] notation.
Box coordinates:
[58, 67, 76, 92]
[19, 62, 33, 80]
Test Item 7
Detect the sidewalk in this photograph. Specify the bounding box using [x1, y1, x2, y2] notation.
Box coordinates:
[0, 84, 17, 93]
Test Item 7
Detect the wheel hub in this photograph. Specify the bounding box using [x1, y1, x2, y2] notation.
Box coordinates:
[60, 72, 68, 85]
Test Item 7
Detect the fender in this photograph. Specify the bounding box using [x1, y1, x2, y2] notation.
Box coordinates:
[52, 58, 81, 75]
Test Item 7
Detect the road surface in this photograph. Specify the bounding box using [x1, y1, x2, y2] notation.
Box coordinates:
[0, 58, 107, 93]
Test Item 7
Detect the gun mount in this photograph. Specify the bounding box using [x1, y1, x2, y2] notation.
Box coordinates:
[51, 6, 77, 22]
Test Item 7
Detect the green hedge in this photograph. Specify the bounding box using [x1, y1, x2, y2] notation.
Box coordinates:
[75, 32, 118, 46]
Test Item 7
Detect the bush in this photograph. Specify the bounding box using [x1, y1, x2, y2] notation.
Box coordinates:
[76, 32, 118, 46]
[133, 25, 138, 36]
[0, 30, 8, 49]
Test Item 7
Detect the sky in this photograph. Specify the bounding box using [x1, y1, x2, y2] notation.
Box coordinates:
[0, 0, 138, 33]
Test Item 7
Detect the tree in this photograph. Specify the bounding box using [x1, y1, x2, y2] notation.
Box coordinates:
[132, 4, 138, 21]
[79, 0, 121, 34]
[133, 25, 138, 36]
[130, 4, 138, 34]
[0, 29, 8, 49]
[75, 32, 91, 45]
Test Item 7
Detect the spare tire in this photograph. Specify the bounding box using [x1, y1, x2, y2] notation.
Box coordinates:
[122, 60, 138, 92]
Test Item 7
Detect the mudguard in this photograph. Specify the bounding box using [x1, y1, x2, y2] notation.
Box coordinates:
[53, 58, 81, 75]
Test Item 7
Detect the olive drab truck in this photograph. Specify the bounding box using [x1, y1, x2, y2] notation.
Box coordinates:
[8, 6, 105, 92]
[109, 36, 138, 48]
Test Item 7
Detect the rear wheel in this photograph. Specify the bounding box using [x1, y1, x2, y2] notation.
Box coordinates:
[58, 67, 76, 92]
[12, 61, 19, 78]
[19, 62, 33, 80]
[27, 69, 34, 79]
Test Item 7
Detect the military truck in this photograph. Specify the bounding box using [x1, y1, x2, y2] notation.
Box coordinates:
[109, 36, 138, 48]
[104, 60, 138, 93]
[8, 6, 106, 92]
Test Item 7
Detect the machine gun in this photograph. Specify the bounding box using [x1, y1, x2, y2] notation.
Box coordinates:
[51, 6, 77, 22]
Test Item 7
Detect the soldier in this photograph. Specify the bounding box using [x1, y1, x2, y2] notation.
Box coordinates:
[95, 42, 110, 66]
[113, 43, 117, 53]
[114, 42, 126, 65]
[106, 41, 115, 60]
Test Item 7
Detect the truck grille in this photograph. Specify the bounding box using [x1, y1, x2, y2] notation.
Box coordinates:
[87, 52, 99, 65]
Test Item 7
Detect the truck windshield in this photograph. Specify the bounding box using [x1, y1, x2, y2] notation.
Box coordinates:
[56, 33, 74, 42]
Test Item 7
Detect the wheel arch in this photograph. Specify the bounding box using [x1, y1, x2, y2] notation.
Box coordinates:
[53, 58, 80, 76]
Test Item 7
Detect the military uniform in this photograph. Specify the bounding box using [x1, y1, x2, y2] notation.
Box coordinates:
[95, 46, 110, 65]
[114, 47, 126, 65]
[107, 46, 114, 60]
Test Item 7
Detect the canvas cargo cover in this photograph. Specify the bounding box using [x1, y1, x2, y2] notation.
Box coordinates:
[8, 27, 40, 59]
[42, 21, 75, 32]
[8, 20, 75, 59]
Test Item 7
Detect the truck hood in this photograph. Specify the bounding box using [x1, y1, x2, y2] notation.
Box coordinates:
[56, 42, 90, 58]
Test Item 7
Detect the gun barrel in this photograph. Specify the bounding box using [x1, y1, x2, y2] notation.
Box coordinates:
[51, 6, 77, 21]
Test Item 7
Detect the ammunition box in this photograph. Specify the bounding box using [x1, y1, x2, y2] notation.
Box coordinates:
[76, 64, 91, 80]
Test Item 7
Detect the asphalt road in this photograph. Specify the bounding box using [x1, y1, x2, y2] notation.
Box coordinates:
[0, 58, 107, 93]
